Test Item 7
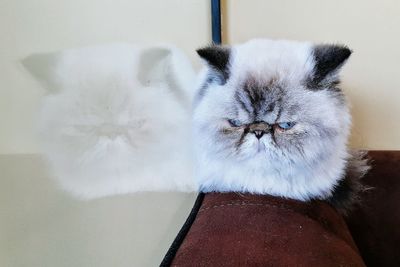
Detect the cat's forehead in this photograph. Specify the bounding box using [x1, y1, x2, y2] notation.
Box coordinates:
[229, 39, 315, 85]
[233, 74, 300, 122]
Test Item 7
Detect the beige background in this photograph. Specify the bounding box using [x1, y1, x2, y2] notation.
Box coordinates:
[1, 0, 399, 154]
[0, 0, 210, 154]
[1, 0, 400, 267]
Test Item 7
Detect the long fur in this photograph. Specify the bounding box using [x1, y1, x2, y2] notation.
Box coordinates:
[23, 40, 369, 213]
[327, 150, 370, 214]
[193, 39, 369, 212]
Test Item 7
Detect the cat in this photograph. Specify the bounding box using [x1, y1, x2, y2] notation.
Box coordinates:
[193, 39, 369, 214]
[23, 44, 197, 198]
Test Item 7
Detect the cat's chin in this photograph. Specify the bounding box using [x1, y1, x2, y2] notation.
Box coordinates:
[195, 146, 347, 201]
[231, 150, 267, 163]
[254, 141, 267, 153]
[235, 138, 271, 157]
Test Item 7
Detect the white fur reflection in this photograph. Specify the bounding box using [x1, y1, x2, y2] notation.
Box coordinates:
[23, 44, 197, 198]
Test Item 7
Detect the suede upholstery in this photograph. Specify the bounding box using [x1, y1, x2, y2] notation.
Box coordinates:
[345, 151, 400, 267]
[165, 151, 399, 266]
[170, 193, 365, 266]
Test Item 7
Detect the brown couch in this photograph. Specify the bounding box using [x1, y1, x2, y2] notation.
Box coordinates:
[345, 151, 400, 267]
[161, 151, 400, 267]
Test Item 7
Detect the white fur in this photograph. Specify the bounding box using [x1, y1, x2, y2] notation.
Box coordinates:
[193, 39, 352, 201]
[23, 44, 197, 198]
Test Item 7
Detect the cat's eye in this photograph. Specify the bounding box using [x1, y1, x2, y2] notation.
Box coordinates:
[276, 122, 296, 130]
[228, 119, 242, 127]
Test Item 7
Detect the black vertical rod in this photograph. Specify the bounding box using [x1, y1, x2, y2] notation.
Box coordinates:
[159, 193, 205, 266]
[211, 0, 222, 44]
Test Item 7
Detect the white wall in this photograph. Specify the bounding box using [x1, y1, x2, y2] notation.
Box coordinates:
[225, 0, 400, 149]
[0, 0, 210, 154]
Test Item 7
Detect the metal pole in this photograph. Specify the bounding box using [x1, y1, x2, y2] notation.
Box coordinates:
[211, 0, 222, 44]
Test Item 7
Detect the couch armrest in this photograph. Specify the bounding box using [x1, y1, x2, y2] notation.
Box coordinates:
[164, 192, 365, 267]
[345, 151, 400, 267]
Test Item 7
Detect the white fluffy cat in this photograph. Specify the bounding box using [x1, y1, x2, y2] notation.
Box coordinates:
[193, 39, 368, 212]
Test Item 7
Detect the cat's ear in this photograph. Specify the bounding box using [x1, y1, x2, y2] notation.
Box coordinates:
[22, 52, 61, 93]
[196, 45, 231, 83]
[309, 44, 352, 88]
[137, 47, 172, 86]
[138, 46, 196, 108]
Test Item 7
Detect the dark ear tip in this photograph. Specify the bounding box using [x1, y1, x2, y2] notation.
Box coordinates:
[196, 45, 218, 58]
[315, 43, 352, 55]
[195, 45, 231, 80]
[331, 44, 353, 61]
[314, 43, 354, 66]
[340, 45, 353, 59]
[311, 43, 353, 86]
[196, 47, 208, 57]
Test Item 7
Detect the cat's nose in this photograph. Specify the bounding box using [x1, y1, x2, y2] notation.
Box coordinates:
[253, 130, 264, 139]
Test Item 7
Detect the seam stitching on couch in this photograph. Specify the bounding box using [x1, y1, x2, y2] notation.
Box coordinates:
[199, 202, 299, 214]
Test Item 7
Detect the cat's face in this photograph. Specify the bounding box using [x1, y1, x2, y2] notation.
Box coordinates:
[193, 39, 352, 200]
